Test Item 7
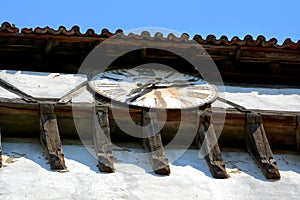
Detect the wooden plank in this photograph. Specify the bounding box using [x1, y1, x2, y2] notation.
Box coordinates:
[1, 101, 299, 151]
[245, 113, 280, 179]
[39, 103, 66, 170]
[239, 47, 300, 63]
[196, 110, 229, 179]
[2, 34, 300, 87]
[94, 106, 114, 173]
[0, 129, 2, 168]
[142, 110, 170, 175]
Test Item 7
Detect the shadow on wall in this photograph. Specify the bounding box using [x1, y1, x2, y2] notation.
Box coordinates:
[1, 140, 300, 181]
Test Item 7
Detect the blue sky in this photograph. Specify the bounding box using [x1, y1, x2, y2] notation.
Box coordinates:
[1, 0, 299, 43]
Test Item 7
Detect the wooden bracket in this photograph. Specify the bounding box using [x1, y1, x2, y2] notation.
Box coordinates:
[245, 113, 280, 179]
[94, 106, 114, 173]
[0, 129, 2, 168]
[295, 115, 300, 154]
[142, 110, 170, 175]
[196, 110, 229, 179]
[39, 103, 66, 170]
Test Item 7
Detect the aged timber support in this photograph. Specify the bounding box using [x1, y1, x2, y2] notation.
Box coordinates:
[245, 112, 280, 179]
[94, 106, 114, 173]
[296, 116, 300, 154]
[0, 129, 2, 168]
[196, 110, 229, 179]
[39, 103, 67, 170]
[142, 110, 170, 175]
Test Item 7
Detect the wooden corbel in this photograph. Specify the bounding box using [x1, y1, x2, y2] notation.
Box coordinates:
[39, 103, 67, 170]
[245, 112, 280, 179]
[94, 106, 114, 173]
[196, 110, 229, 179]
[142, 110, 170, 175]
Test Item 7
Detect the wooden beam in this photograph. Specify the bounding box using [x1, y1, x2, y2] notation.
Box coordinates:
[196, 110, 229, 179]
[142, 110, 170, 175]
[245, 113, 280, 179]
[94, 106, 114, 173]
[0, 129, 2, 168]
[1, 101, 299, 151]
[39, 103, 66, 170]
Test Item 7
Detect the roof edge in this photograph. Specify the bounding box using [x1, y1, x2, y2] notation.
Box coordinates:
[0, 22, 300, 49]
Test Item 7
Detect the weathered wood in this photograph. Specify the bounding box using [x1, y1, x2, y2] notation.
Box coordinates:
[39, 103, 66, 170]
[1, 101, 299, 151]
[196, 110, 229, 179]
[239, 47, 300, 63]
[94, 106, 114, 173]
[2, 30, 300, 87]
[296, 116, 300, 154]
[0, 129, 2, 168]
[245, 113, 280, 179]
[142, 110, 170, 175]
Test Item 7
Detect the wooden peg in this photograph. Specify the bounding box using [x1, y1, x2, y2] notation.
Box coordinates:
[142, 110, 170, 175]
[196, 110, 229, 179]
[39, 103, 66, 170]
[245, 113, 280, 179]
[94, 106, 114, 173]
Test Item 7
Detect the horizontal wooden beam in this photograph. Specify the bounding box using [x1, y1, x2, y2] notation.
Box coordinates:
[0, 102, 299, 152]
[1, 34, 300, 86]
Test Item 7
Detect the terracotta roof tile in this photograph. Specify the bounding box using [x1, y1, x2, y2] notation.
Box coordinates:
[1, 22, 300, 49]
[0, 22, 19, 33]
